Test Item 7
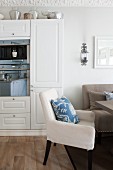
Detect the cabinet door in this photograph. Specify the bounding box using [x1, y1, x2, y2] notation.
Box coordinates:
[31, 87, 63, 130]
[0, 20, 30, 37]
[30, 20, 63, 88]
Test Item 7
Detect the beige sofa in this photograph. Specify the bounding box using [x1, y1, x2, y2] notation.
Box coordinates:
[82, 84, 113, 143]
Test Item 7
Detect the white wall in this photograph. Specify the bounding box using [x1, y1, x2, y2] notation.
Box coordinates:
[63, 8, 113, 109]
[0, 7, 113, 109]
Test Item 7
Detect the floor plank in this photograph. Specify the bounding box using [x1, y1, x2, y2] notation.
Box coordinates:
[0, 143, 14, 170]
[0, 136, 9, 142]
[24, 142, 37, 170]
[12, 156, 24, 170]
[52, 144, 74, 170]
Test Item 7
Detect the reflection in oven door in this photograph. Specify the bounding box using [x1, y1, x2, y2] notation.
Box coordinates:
[0, 79, 27, 96]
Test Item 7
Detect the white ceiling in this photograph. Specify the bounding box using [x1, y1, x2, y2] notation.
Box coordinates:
[0, 0, 113, 7]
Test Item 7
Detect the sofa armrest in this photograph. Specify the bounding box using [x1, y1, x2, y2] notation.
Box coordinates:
[76, 110, 95, 122]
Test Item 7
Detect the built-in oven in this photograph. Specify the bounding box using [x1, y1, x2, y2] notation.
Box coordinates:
[0, 39, 30, 97]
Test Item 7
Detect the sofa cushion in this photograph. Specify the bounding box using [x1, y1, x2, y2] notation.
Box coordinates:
[51, 96, 79, 124]
[88, 91, 106, 110]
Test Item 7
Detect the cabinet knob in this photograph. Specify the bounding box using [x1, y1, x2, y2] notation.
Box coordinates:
[13, 98, 15, 100]
[12, 33, 14, 35]
[13, 115, 15, 117]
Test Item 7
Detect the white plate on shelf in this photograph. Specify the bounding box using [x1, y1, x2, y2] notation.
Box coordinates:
[0, 13, 4, 20]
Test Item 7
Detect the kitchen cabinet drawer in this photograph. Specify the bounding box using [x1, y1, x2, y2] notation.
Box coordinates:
[0, 96, 30, 113]
[0, 20, 30, 37]
[0, 113, 30, 129]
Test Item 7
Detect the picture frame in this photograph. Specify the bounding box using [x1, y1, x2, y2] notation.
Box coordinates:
[94, 36, 113, 68]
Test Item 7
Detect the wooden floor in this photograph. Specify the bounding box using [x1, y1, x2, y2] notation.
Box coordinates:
[0, 136, 73, 170]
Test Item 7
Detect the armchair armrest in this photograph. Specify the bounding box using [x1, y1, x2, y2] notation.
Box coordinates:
[76, 110, 95, 122]
[47, 119, 95, 150]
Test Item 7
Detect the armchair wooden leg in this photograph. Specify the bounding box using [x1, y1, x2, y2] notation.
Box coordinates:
[64, 145, 77, 170]
[97, 132, 102, 144]
[43, 140, 51, 165]
[88, 150, 93, 170]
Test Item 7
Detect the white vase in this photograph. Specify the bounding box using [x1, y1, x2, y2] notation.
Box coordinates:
[9, 10, 21, 20]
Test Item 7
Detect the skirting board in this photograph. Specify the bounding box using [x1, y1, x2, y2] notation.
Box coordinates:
[0, 130, 47, 136]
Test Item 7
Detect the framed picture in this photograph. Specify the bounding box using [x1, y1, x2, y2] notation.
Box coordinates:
[94, 36, 113, 68]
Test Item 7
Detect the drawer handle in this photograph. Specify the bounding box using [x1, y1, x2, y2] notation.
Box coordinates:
[13, 115, 15, 117]
[13, 98, 15, 100]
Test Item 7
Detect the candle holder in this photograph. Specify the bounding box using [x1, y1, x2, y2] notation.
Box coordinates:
[80, 43, 89, 66]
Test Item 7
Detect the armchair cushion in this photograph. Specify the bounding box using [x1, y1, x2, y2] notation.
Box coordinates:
[51, 96, 79, 124]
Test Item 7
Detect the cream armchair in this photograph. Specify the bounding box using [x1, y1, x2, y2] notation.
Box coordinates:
[39, 88, 95, 170]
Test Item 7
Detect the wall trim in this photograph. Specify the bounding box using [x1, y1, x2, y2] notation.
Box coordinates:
[0, 130, 47, 136]
[0, 0, 113, 7]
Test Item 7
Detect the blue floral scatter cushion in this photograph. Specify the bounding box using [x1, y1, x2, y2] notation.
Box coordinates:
[51, 96, 80, 124]
[104, 91, 113, 100]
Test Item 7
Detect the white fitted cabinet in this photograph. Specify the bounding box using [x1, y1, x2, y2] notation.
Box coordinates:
[0, 20, 30, 37]
[30, 88, 46, 130]
[0, 97, 30, 129]
[0, 19, 63, 132]
[30, 20, 63, 129]
[0, 20, 31, 130]
[30, 20, 63, 88]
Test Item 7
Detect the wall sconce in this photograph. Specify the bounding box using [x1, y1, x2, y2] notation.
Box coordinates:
[80, 43, 89, 66]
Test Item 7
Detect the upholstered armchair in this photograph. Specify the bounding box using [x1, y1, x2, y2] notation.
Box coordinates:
[39, 88, 95, 170]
